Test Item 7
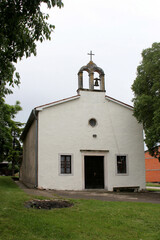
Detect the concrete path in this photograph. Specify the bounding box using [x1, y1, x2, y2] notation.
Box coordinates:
[15, 181, 160, 204]
[146, 186, 160, 190]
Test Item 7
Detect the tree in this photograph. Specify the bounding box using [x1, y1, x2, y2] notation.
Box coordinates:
[0, 98, 23, 175]
[132, 42, 160, 160]
[0, 1, 63, 172]
[0, 0, 63, 96]
[8, 122, 23, 176]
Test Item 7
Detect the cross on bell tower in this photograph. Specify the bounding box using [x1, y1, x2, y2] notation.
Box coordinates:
[87, 50, 95, 61]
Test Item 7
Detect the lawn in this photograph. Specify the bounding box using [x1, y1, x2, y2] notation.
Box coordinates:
[0, 177, 160, 240]
[146, 182, 160, 187]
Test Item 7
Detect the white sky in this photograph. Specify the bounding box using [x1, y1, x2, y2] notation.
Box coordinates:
[6, 0, 160, 123]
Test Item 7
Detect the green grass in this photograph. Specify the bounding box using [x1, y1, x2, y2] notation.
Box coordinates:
[147, 188, 160, 192]
[146, 182, 160, 187]
[0, 177, 160, 240]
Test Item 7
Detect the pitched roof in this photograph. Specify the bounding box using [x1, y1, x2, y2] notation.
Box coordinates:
[35, 94, 133, 110]
[105, 95, 133, 110]
[35, 95, 80, 110]
[21, 93, 133, 140]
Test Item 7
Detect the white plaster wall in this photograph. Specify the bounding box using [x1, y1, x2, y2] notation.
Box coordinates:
[37, 90, 145, 191]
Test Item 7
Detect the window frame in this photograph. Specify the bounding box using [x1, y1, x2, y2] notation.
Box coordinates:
[115, 154, 128, 176]
[59, 154, 73, 175]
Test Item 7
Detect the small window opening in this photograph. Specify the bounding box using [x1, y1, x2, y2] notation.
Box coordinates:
[117, 155, 127, 174]
[89, 118, 97, 127]
[60, 155, 71, 174]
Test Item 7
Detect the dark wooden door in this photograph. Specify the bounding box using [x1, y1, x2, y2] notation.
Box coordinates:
[85, 156, 104, 189]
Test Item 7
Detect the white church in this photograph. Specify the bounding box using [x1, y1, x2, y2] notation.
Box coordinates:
[20, 54, 146, 191]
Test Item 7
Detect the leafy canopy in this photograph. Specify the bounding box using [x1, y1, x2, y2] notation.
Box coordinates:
[132, 42, 160, 160]
[0, 98, 23, 174]
[0, 0, 63, 96]
[0, 1, 63, 172]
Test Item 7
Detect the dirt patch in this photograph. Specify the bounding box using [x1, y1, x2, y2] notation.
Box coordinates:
[25, 199, 73, 210]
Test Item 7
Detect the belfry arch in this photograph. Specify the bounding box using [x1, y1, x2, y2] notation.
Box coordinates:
[78, 60, 105, 92]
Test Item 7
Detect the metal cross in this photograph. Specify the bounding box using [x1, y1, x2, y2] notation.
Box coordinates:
[88, 50, 95, 61]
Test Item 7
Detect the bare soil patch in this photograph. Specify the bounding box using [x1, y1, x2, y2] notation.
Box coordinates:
[25, 199, 73, 210]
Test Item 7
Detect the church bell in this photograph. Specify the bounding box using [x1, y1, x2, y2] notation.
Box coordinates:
[94, 78, 100, 87]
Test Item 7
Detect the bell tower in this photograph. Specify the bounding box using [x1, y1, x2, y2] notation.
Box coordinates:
[77, 51, 105, 92]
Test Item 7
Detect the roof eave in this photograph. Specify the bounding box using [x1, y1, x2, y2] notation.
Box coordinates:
[105, 95, 133, 110]
[20, 109, 38, 141]
[35, 95, 80, 111]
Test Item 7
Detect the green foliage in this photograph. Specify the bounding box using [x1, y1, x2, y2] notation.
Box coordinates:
[0, 0, 63, 96]
[0, 0, 63, 173]
[0, 99, 23, 174]
[132, 42, 160, 160]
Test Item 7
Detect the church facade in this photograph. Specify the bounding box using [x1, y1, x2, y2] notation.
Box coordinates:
[20, 59, 146, 191]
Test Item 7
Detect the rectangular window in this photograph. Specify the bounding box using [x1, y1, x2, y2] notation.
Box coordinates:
[117, 155, 127, 174]
[60, 155, 71, 174]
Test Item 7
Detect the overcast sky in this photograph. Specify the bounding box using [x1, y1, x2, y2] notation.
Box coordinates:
[6, 0, 160, 123]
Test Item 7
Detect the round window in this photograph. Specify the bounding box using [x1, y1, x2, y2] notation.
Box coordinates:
[89, 118, 97, 127]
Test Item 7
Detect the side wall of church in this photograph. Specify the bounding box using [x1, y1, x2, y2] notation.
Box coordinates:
[37, 91, 146, 191]
[20, 120, 36, 187]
